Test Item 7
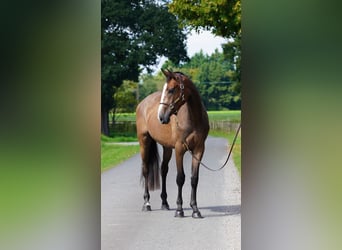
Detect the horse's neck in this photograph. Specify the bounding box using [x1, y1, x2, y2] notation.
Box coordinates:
[181, 86, 207, 126]
[189, 96, 205, 122]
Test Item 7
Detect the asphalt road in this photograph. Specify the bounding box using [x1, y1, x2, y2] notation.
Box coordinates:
[101, 136, 241, 250]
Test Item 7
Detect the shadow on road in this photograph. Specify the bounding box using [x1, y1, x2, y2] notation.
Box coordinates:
[200, 204, 241, 218]
[151, 204, 240, 218]
[153, 205, 241, 218]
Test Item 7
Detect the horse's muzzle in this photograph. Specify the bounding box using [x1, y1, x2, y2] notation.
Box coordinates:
[158, 114, 170, 124]
[158, 103, 172, 124]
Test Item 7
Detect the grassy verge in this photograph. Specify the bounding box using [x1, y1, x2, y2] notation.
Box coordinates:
[207, 110, 241, 122]
[209, 129, 241, 175]
[101, 135, 140, 171]
[111, 110, 241, 122]
[207, 110, 241, 175]
[101, 134, 137, 142]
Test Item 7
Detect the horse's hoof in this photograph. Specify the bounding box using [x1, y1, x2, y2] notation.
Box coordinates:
[174, 210, 184, 217]
[142, 204, 152, 211]
[161, 203, 170, 210]
[192, 211, 203, 219]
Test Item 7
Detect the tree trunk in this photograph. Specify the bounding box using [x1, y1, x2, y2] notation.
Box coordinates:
[101, 109, 110, 136]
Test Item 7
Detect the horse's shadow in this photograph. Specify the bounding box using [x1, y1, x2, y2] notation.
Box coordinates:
[161, 204, 241, 218]
[201, 204, 241, 217]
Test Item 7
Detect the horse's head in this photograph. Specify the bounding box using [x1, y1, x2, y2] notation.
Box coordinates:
[158, 68, 187, 124]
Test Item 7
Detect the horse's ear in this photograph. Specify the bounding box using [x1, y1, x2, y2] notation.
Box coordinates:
[161, 68, 169, 77]
[161, 68, 175, 79]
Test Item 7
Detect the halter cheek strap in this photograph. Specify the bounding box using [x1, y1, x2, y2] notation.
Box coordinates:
[160, 81, 185, 112]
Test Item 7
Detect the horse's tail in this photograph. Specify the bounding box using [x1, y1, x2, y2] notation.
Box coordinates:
[141, 139, 160, 191]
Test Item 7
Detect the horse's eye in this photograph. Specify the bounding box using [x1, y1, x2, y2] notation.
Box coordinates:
[168, 88, 175, 94]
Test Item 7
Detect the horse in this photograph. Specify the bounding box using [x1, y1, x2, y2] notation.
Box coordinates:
[136, 68, 209, 218]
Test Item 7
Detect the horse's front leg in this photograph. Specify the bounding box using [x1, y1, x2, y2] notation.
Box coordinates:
[190, 147, 205, 218]
[174, 145, 186, 217]
[160, 147, 172, 210]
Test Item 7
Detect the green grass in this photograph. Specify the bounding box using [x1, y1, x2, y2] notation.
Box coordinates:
[207, 110, 241, 122]
[110, 110, 241, 122]
[101, 134, 137, 142]
[110, 112, 136, 122]
[208, 111, 241, 175]
[101, 141, 140, 171]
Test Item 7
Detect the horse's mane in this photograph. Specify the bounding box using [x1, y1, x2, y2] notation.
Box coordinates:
[168, 71, 197, 92]
[174, 71, 196, 89]
[174, 71, 186, 75]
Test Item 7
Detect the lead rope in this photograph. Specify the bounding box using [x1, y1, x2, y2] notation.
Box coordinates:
[183, 123, 241, 172]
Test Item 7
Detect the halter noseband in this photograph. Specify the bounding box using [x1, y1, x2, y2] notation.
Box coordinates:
[159, 78, 185, 113]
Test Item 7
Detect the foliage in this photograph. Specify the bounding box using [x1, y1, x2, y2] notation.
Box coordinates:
[223, 35, 241, 100]
[101, 0, 188, 135]
[114, 80, 138, 113]
[138, 73, 164, 101]
[169, 0, 241, 38]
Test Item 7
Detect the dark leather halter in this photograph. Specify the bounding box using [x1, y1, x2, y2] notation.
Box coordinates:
[159, 78, 185, 113]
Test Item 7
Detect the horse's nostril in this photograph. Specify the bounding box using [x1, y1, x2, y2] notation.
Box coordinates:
[158, 115, 164, 124]
[159, 116, 168, 124]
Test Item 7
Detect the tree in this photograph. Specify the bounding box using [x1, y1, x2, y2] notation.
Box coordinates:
[169, 0, 241, 38]
[101, 0, 188, 135]
[138, 74, 161, 101]
[114, 80, 138, 113]
[168, 0, 241, 109]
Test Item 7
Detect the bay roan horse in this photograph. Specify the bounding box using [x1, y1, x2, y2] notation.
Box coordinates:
[136, 69, 209, 218]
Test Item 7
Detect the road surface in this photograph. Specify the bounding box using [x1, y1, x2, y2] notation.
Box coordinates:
[101, 136, 241, 250]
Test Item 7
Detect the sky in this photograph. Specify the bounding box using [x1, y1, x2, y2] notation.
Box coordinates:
[186, 29, 227, 57]
[152, 30, 227, 73]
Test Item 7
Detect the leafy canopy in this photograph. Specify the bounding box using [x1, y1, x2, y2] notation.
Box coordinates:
[101, 0, 188, 112]
[169, 0, 241, 39]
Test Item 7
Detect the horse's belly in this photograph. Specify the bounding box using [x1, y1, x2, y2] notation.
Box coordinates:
[149, 125, 176, 148]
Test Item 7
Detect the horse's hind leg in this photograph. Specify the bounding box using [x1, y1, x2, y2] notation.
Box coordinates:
[160, 147, 172, 210]
[140, 134, 152, 211]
